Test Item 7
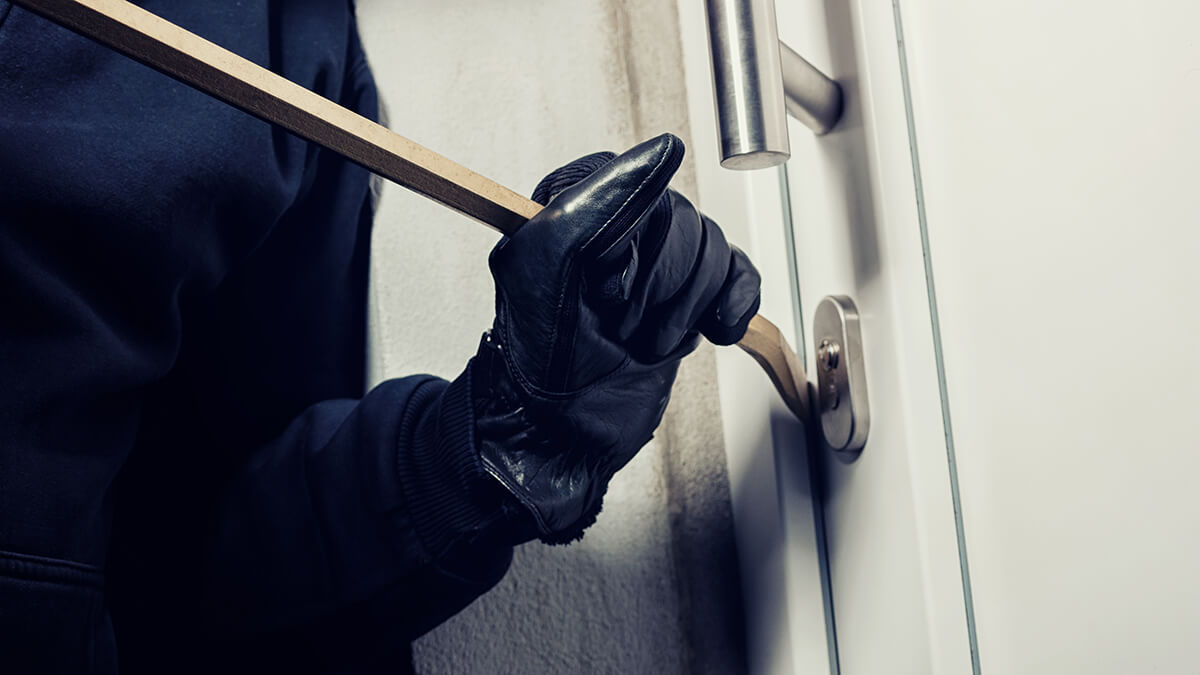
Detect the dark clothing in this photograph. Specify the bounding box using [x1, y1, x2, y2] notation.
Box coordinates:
[0, 2, 511, 672]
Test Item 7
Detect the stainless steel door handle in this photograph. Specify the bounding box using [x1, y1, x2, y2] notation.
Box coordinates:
[705, 0, 843, 169]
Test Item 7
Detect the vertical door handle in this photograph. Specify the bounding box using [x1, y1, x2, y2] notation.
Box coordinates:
[705, 0, 843, 169]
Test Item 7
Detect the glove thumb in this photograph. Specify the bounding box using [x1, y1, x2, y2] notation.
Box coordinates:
[487, 134, 684, 392]
[522, 133, 683, 267]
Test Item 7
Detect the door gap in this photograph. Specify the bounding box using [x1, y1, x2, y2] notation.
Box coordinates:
[779, 162, 841, 675]
[889, 2, 981, 672]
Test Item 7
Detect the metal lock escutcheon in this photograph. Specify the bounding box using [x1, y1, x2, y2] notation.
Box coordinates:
[812, 296, 870, 459]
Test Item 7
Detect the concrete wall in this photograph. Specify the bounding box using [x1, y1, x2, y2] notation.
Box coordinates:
[356, 1, 746, 672]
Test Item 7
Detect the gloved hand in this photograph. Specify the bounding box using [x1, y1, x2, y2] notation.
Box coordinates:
[473, 133, 761, 544]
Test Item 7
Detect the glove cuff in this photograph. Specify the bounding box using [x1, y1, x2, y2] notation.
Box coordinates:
[470, 330, 608, 545]
[396, 363, 535, 559]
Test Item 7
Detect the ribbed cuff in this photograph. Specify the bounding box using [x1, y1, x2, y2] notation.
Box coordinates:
[396, 366, 508, 559]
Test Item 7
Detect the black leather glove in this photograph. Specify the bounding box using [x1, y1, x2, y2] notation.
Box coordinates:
[474, 133, 760, 544]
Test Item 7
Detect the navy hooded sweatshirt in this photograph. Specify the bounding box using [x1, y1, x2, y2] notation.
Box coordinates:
[0, 2, 514, 672]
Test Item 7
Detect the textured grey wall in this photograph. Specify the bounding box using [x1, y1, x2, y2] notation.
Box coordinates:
[357, 2, 745, 672]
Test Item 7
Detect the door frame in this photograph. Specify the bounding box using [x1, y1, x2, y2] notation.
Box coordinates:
[677, 0, 975, 673]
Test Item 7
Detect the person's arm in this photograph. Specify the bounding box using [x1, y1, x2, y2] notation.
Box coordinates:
[198, 15, 531, 645]
[200, 134, 762, 653]
[201, 367, 522, 645]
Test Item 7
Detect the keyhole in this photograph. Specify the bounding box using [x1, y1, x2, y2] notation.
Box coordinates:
[818, 339, 840, 371]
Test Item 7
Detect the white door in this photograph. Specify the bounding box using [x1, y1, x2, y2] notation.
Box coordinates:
[880, 1, 1200, 673]
[685, 1, 1200, 673]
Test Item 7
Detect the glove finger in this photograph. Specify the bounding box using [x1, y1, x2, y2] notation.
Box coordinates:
[615, 192, 693, 342]
[644, 209, 732, 357]
[697, 244, 762, 345]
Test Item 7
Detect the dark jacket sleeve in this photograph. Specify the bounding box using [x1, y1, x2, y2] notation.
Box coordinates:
[189, 6, 519, 644]
[202, 364, 517, 645]
[0, 3, 517, 672]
